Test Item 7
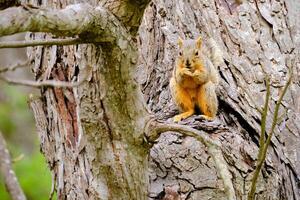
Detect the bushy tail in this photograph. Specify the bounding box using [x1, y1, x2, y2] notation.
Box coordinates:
[207, 38, 223, 67]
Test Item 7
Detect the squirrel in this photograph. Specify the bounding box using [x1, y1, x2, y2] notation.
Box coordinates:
[170, 36, 222, 122]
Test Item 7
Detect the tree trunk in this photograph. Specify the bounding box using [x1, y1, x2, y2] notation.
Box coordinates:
[28, 0, 151, 199]
[26, 0, 300, 200]
[139, 0, 300, 199]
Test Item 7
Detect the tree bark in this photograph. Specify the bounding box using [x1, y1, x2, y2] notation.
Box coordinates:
[26, 1, 152, 199]
[2, 0, 297, 199]
[139, 0, 300, 199]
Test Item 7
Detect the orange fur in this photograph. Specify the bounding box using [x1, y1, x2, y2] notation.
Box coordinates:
[170, 37, 219, 122]
[197, 82, 217, 120]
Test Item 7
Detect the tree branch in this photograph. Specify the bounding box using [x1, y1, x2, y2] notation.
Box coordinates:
[0, 131, 26, 200]
[0, 76, 85, 88]
[0, 60, 29, 73]
[0, 63, 91, 88]
[146, 120, 236, 200]
[0, 3, 130, 43]
[101, 0, 151, 35]
[263, 69, 292, 156]
[248, 67, 293, 200]
[257, 76, 270, 159]
[0, 38, 84, 48]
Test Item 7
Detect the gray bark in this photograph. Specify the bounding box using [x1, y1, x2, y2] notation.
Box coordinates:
[139, 0, 300, 199]
[25, 1, 151, 200]
[0, 0, 297, 200]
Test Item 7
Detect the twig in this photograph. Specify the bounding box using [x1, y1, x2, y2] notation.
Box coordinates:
[0, 73, 88, 88]
[263, 69, 292, 156]
[257, 76, 270, 159]
[146, 120, 236, 200]
[0, 61, 91, 88]
[0, 60, 29, 73]
[0, 38, 85, 49]
[208, 144, 235, 200]
[12, 154, 24, 163]
[0, 131, 26, 200]
[146, 120, 220, 146]
[248, 68, 292, 200]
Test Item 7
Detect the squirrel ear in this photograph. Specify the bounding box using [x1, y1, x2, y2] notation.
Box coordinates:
[178, 37, 183, 48]
[196, 37, 202, 49]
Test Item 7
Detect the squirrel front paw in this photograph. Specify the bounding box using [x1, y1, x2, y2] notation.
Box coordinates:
[180, 68, 193, 77]
[173, 110, 194, 122]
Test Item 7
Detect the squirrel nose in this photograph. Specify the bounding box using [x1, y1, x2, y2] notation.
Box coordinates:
[185, 59, 191, 68]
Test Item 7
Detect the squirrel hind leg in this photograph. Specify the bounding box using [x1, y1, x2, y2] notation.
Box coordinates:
[197, 82, 218, 121]
[170, 79, 195, 122]
[173, 110, 194, 122]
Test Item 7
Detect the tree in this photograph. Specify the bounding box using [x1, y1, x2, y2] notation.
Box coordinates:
[0, 0, 299, 200]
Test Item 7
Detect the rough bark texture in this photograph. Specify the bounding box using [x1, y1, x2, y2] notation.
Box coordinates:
[21, 0, 300, 200]
[138, 0, 300, 199]
[27, 1, 151, 200]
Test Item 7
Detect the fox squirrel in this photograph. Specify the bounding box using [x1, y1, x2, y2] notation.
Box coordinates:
[170, 36, 222, 122]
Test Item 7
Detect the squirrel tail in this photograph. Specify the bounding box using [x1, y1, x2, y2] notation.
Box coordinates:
[207, 38, 223, 67]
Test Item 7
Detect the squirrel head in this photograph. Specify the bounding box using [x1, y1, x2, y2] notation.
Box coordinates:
[177, 37, 203, 72]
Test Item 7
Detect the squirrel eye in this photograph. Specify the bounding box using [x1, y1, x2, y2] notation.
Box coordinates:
[179, 51, 183, 56]
[195, 51, 199, 56]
